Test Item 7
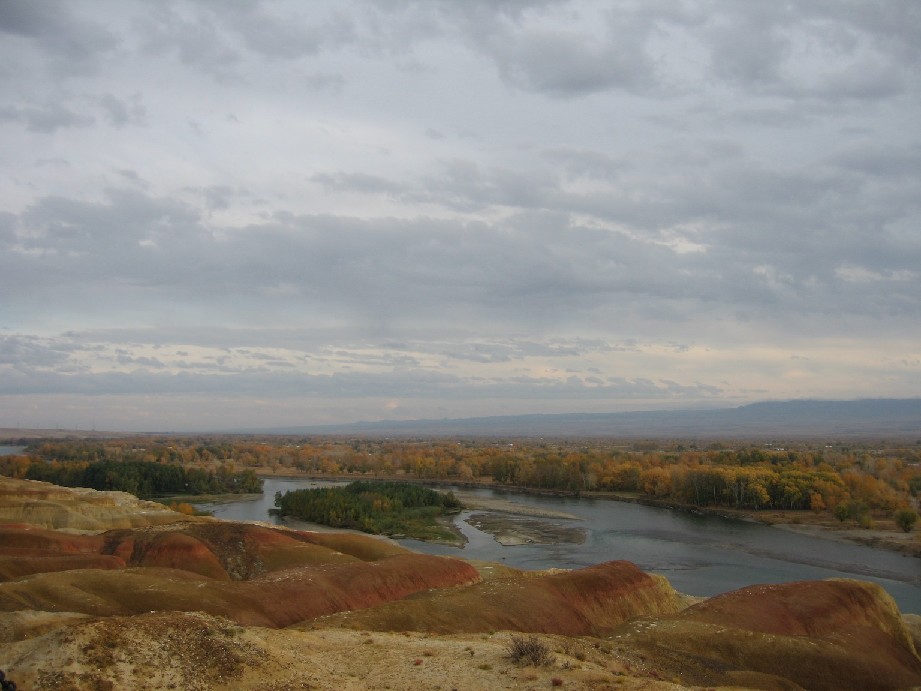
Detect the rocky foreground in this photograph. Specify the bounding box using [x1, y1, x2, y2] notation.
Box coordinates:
[1, 477, 920, 690]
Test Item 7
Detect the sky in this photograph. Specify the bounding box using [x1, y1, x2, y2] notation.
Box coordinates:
[1, 0, 920, 432]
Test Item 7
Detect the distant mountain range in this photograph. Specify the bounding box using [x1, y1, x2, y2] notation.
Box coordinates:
[251, 398, 921, 439]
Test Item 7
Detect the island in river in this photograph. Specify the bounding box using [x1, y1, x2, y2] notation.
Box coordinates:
[271, 480, 465, 543]
[271, 480, 591, 547]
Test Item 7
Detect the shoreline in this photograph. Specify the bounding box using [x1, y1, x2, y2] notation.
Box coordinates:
[584, 490, 921, 558]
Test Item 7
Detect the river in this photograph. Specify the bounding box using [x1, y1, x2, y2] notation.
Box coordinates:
[195, 477, 921, 614]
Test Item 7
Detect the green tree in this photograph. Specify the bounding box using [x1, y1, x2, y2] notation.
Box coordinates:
[894, 508, 918, 533]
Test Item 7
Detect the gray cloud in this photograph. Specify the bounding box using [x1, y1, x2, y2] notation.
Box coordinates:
[223, 5, 356, 59]
[0, 0, 119, 72]
[0, 212, 16, 246]
[484, 22, 656, 96]
[0, 103, 95, 132]
[0, 354, 724, 404]
[1, 0, 919, 429]
[96, 93, 147, 128]
[0, 336, 78, 368]
[311, 172, 407, 197]
[133, 1, 357, 82]
[4, 159, 919, 335]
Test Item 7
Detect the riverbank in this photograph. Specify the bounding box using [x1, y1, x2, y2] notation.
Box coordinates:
[588, 490, 921, 558]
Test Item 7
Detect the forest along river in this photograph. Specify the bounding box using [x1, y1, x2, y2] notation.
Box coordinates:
[195, 478, 921, 614]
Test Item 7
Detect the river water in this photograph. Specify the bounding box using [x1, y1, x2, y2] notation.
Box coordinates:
[195, 478, 921, 614]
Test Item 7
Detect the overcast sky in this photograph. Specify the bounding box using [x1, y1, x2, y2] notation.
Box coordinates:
[1, 0, 920, 432]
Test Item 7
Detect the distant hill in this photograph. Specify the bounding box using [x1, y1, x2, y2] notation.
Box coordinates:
[254, 398, 921, 439]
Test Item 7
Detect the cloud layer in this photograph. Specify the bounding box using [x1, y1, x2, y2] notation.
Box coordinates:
[1, 0, 919, 430]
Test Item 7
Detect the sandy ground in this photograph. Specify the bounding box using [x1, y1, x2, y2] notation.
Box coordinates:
[453, 491, 587, 546]
[0, 611, 685, 691]
[7, 605, 918, 690]
[453, 492, 581, 520]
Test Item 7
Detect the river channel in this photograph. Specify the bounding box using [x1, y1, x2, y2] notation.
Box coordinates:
[195, 477, 921, 614]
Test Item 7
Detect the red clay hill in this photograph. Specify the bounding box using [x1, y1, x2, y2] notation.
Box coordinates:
[1, 475, 920, 690]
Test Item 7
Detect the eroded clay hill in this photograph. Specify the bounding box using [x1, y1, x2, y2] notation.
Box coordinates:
[609, 579, 921, 690]
[2, 476, 921, 690]
[303, 559, 686, 637]
[0, 518, 480, 628]
[0, 520, 409, 581]
[0, 475, 196, 531]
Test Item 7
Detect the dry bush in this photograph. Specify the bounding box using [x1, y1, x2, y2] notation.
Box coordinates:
[168, 501, 198, 516]
[506, 635, 555, 667]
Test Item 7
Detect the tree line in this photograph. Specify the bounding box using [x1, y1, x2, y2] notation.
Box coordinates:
[21, 459, 262, 500]
[2, 435, 919, 527]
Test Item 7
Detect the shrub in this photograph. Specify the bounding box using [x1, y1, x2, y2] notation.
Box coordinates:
[168, 501, 197, 516]
[506, 635, 555, 667]
[834, 503, 850, 522]
[894, 508, 918, 533]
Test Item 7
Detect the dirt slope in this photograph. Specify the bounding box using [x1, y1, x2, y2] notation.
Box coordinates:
[1, 476, 920, 690]
[0, 611, 685, 691]
[304, 560, 686, 636]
